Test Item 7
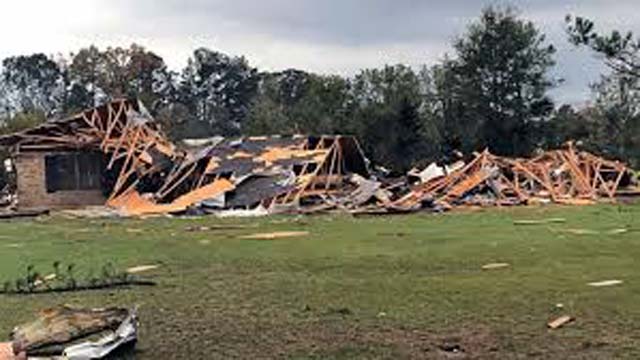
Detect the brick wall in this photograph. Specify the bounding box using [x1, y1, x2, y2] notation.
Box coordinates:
[15, 152, 106, 209]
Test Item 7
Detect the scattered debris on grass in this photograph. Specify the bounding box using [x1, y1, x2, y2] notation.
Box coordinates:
[9, 306, 137, 359]
[482, 263, 511, 270]
[240, 231, 309, 240]
[513, 218, 566, 225]
[185, 224, 255, 232]
[588, 280, 623, 287]
[606, 228, 629, 235]
[548, 315, 574, 329]
[563, 229, 601, 235]
[126, 264, 160, 274]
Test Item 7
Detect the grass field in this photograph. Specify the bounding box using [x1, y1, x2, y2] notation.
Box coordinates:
[0, 203, 639, 359]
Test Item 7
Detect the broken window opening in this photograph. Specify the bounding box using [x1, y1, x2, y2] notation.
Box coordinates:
[45, 152, 105, 193]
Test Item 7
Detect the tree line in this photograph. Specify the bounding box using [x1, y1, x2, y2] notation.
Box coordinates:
[1, 7, 639, 174]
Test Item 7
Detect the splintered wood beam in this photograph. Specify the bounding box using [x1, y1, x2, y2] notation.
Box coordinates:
[156, 162, 198, 200]
[512, 163, 557, 199]
[158, 161, 193, 193]
[324, 144, 339, 191]
[294, 141, 337, 203]
[278, 136, 328, 205]
[106, 121, 133, 169]
[561, 151, 592, 196]
[592, 161, 603, 190]
[111, 128, 142, 197]
[81, 113, 95, 129]
[91, 108, 104, 133]
[111, 165, 160, 201]
[101, 101, 126, 149]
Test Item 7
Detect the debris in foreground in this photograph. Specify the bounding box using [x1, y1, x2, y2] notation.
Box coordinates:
[9, 306, 136, 359]
[548, 315, 574, 329]
[63, 310, 137, 360]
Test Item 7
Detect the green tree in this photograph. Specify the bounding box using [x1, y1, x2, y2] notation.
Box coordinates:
[0, 54, 64, 117]
[447, 7, 556, 156]
[244, 94, 290, 135]
[542, 104, 593, 149]
[566, 16, 640, 166]
[68, 44, 171, 109]
[349, 65, 434, 172]
[287, 74, 350, 134]
[243, 70, 350, 136]
[177, 48, 258, 137]
[566, 16, 640, 80]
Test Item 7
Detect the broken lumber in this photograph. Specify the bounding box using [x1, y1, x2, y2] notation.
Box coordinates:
[548, 315, 574, 329]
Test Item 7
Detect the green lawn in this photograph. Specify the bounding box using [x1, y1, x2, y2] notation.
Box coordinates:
[0, 203, 639, 359]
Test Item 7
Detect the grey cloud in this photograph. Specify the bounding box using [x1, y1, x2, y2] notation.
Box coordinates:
[114, 0, 638, 46]
[14, 0, 640, 104]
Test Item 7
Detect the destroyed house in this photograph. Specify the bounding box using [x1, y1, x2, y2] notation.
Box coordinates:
[0, 99, 178, 210]
[0, 99, 370, 215]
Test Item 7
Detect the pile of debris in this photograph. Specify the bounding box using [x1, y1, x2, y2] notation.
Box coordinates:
[1, 306, 136, 360]
[0, 99, 635, 217]
[388, 144, 636, 212]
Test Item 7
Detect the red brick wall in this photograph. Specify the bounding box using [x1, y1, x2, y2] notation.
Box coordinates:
[15, 152, 106, 209]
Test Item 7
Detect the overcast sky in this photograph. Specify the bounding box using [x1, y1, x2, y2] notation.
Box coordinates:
[0, 0, 638, 104]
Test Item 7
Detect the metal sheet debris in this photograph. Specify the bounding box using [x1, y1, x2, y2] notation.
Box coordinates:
[62, 309, 137, 360]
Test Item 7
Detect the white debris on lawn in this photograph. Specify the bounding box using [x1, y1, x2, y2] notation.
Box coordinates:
[588, 280, 623, 287]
